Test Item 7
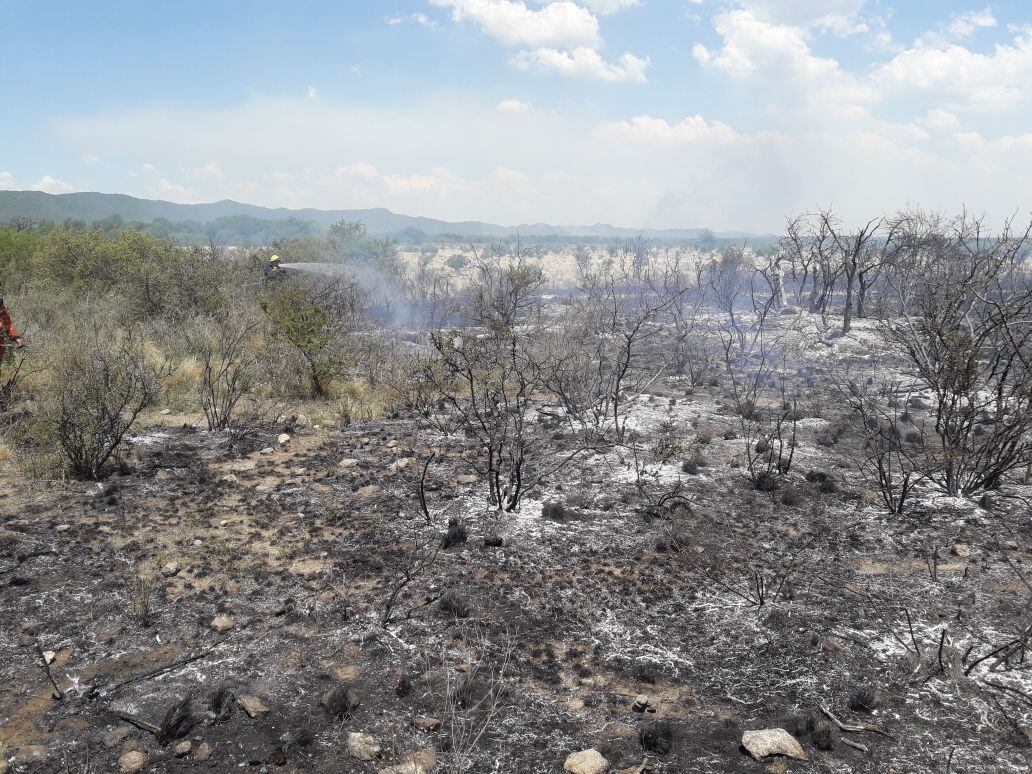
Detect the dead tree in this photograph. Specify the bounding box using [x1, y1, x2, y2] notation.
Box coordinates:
[881, 211, 1032, 496]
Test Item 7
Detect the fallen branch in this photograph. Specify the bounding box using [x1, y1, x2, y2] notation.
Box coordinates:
[109, 709, 160, 735]
[819, 704, 896, 740]
[99, 633, 235, 697]
[34, 642, 65, 700]
[842, 738, 869, 753]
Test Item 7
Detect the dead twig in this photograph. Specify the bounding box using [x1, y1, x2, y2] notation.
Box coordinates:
[842, 738, 869, 753]
[819, 704, 896, 740]
[99, 634, 235, 697]
[34, 642, 65, 700]
[109, 709, 160, 735]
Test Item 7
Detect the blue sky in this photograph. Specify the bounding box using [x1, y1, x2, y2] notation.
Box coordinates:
[1, 1, 1030, 230]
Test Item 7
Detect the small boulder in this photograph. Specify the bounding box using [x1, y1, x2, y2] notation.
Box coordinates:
[741, 728, 807, 761]
[173, 741, 192, 758]
[413, 715, 442, 732]
[277, 433, 291, 445]
[236, 695, 270, 718]
[192, 742, 214, 761]
[951, 543, 972, 558]
[118, 751, 149, 773]
[161, 562, 181, 578]
[348, 732, 382, 761]
[210, 615, 235, 633]
[564, 748, 609, 774]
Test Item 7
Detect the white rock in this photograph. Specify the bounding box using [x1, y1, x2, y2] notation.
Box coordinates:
[236, 694, 270, 718]
[210, 615, 235, 633]
[348, 732, 382, 761]
[277, 433, 291, 445]
[564, 748, 609, 774]
[118, 751, 149, 773]
[161, 562, 181, 577]
[741, 728, 807, 761]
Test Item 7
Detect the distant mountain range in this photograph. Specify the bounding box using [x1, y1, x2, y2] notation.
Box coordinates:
[0, 190, 760, 240]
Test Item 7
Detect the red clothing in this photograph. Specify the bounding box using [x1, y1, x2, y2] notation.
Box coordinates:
[0, 308, 19, 343]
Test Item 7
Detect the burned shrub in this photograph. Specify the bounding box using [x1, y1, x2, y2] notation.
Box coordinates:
[754, 471, 779, 492]
[323, 684, 359, 718]
[848, 686, 882, 713]
[279, 728, 315, 754]
[439, 589, 472, 619]
[722, 429, 738, 440]
[805, 469, 829, 484]
[754, 439, 770, 454]
[640, 720, 674, 755]
[542, 501, 567, 520]
[441, 517, 467, 549]
[781, 486, 803, 507]
[811, 719, 839, 750]
[158, 695, 195, 744]
[818, 478, 838, 494]
[207, 686, 236, 724]
[396, 674, 412, 697]
[816, 430, 837, 447]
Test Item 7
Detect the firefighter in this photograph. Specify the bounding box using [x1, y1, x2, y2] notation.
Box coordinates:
[263, 254, 284, 279]
[0, 297, 24, 352]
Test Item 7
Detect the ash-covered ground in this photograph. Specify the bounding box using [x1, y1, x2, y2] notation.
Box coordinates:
[2, 318, 1030, 774]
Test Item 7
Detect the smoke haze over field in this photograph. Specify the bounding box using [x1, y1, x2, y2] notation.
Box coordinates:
[2, 1, 1031, 231]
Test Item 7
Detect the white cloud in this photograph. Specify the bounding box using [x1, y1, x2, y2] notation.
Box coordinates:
[599, 114, 749, 144]
[919, 108, 961, 132]
[725, 0, 870, 35]
[692, 9, 875, 106]
[52, 96, 1032, 232]
[512, 47, 649, 82]
[497, 98, 530, 113]
[31, 175, 75, 194]
[307, 85, 318, 99]
[873, 29, 1032, 111]
[948, 8, 996, 39]
[387, 12, 437, 27]
[151, 178, 197, 202]
[186, 162, 226, 180]
[81, 153, 101, 165]
[578, 0, 640, 14]
[0, 171, 19, 190]
[430, 0, 599, 48]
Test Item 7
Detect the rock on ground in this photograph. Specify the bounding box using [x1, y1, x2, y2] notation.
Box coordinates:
[236, 694, 270, 718]
[564, 748, 609, 774]
[741, 728, 807, 761]
[348, 732, 382, 761]
[118, 751, 149, 773]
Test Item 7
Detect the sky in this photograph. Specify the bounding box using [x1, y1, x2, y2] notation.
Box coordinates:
[1, 0, 1030, 232]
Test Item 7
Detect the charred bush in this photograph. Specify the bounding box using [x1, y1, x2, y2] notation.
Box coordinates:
[811, 719, 839, 750]
[323, 684, 359, 718]
[640, 720, 674, 755]
[396, 674, 412, 697]
[441, 516, 467, 549]
[781, 486, 803, 507]
[439, 589, 472, 618]
[848, 686, 882, 713]
[754, 471, 779, 492]
[542, 500, 567, 520]
[158, 695, 195, 744]
[207, 686, 236, 724]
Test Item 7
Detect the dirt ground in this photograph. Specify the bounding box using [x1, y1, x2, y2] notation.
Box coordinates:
[2, 319, 1031, 773]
